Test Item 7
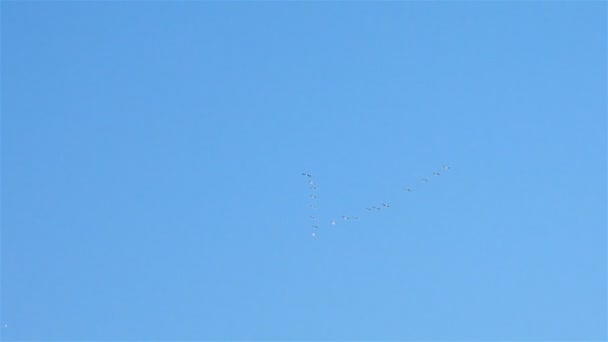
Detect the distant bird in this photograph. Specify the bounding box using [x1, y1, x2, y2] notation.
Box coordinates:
[310, 216, 316, 220]
[366, 207, 373, 211]
[382, 203, 390, 208]
[372, 206, 381, 210]
[341, 216, 349, 220]
[310, 186, 318, 190]
[352, 216, 359, 220]
[443, 165, 450, 171]
[310, 194, 317, 199]
[309, 180, 315, 185]
[302, 173, 312, 177]
[331, 220, 337, 225]
[312, 232, 317, 238]
[311, 204, 317, 209]
[404, 188, 412, 192]
[312, 225, 318, 229]
[433, 171, 441, 176]
[421, 178, 429, 182]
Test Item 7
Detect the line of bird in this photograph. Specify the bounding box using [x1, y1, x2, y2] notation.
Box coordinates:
[302, 164, 451, 238]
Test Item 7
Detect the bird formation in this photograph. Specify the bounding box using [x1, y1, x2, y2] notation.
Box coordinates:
[301, 173, 319, 237]
[302, 164, 451, 238]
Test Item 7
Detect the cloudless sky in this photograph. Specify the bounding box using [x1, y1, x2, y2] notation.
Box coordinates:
[2, 2, 606, 341]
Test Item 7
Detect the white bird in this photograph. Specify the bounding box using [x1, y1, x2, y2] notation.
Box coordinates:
[310, 186, 318, 190]
[310, 194, 317, 199]
[341, 216, 349, 220]
[443, 165, 450, 170]
[331, 220, 336, 225]
[433, 171, 441, 176]
[404, 188, 412, 192]
[312, 232, 317, 238]
[311, 204, 317, 209]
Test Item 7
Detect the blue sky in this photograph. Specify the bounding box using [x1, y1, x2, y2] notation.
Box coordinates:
[1, 2, 606, 341]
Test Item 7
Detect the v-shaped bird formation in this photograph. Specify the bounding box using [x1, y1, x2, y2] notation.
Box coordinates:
[302, 164, 451, 238]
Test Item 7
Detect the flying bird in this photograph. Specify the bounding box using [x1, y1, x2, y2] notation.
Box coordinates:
[331, 220, 337, 225]
[382, 203, 390, 208]
[341, 216, 349, 220]
[310, 195, 317, 199]
[404, 188, 412, 192]
[433, 171, 441, 176]
[421, 178, 429, 182]
[302, 173, 312, 177]
[366, 207, 373, 211]
[312, 232, 317, 238]
[352, 216, 359, 220]
[443, 165, 450, 170]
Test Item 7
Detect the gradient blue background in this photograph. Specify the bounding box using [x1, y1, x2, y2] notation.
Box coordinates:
[2, 2, 606, 341]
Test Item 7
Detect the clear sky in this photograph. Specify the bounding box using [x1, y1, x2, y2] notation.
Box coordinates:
[1, 2, 606, 341]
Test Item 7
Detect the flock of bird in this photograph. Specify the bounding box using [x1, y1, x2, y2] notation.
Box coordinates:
[302, 164, 451, 238]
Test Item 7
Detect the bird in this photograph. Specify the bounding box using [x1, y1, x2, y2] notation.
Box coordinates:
[310, 216, 316, 220]
[404, 188, 412, 192]
[433, 171, 441, 176]
[312, 232, 317, 238]
[421, 178, 429, 182]
[331, 220, 337, 225]
[302, 173, 312, 177]
[310, 186, 318, 190]
[443, 164, 450, 171]
[382, 203, 390, 208]
[341, 216, 349, 220]
[310, 194, 317, 199]
[312, 225, 318, 229]
[311, 204, 317, 209]
[365, 207, 373, 211]
[372, 206, 381, 210]
[352, 216, 359, 220]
